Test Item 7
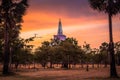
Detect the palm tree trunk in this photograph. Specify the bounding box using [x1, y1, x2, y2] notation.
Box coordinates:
[2, 23, 10, 74]
[92, 62, 94, 68]
[86, 62, 89, 71]
[50, 61, 53, 68]
[9, 47, 12, 70]
[108, 13, 118, 78]
[2, 0, 12, 75]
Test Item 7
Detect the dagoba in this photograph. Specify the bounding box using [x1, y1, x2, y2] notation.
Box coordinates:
[54, 19, 66, 41]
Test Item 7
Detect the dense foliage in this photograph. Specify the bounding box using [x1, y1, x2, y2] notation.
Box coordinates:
[0, 36, 120, 70]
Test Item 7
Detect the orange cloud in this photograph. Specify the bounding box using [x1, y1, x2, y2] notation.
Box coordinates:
[20, 0, 120, 49]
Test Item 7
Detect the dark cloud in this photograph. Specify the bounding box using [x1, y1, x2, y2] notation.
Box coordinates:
[29, 0, 105, 18]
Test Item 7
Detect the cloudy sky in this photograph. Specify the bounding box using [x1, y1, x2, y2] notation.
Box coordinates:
[20, 0, 120, 48]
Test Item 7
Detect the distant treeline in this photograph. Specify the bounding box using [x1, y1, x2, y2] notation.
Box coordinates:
[0, 37, 120, 70]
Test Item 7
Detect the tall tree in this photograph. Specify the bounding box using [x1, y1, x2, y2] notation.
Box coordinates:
[0, 27, 4, 63]
[99, 42, 109, 67]
[0, 39, 3, 63]
[11, 37, 34, 70]
[0, 0, 28, 75]
[115, 42, 120, 65]
[89, 0, 120, 77]
[60, 38, 80, 69]
[83, 42, 92, 71]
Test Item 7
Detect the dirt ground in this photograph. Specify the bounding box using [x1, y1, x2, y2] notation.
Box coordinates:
[0, 66, 120, 80]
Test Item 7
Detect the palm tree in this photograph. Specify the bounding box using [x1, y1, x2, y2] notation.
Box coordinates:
[88, 0, 120, 78]
[0, 0, 28, 75]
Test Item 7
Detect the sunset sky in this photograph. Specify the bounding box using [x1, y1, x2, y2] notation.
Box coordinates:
[20, 0, 120, 49]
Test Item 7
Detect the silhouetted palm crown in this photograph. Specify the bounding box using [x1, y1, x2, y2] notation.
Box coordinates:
[89, 0, 120, 16]
[0, 0, 28, 38]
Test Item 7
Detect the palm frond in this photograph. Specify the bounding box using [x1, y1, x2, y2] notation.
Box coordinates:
[89, 0, 120, 15]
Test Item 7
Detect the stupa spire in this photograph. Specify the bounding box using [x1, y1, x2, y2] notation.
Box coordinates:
[54, 19, 66, 41]
[57, 19, 63, 35]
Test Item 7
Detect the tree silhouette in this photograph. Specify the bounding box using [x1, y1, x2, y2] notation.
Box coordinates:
[99, 42, 109, 67]
[83, 42, 92, 71]
[89, 0, 120, 77]
[34, 37, 82, 69]
[0, 0, 28, 75]
[115, 41, 120, 65]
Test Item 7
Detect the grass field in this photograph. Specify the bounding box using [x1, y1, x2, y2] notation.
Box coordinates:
[0, 66, 120, 80]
